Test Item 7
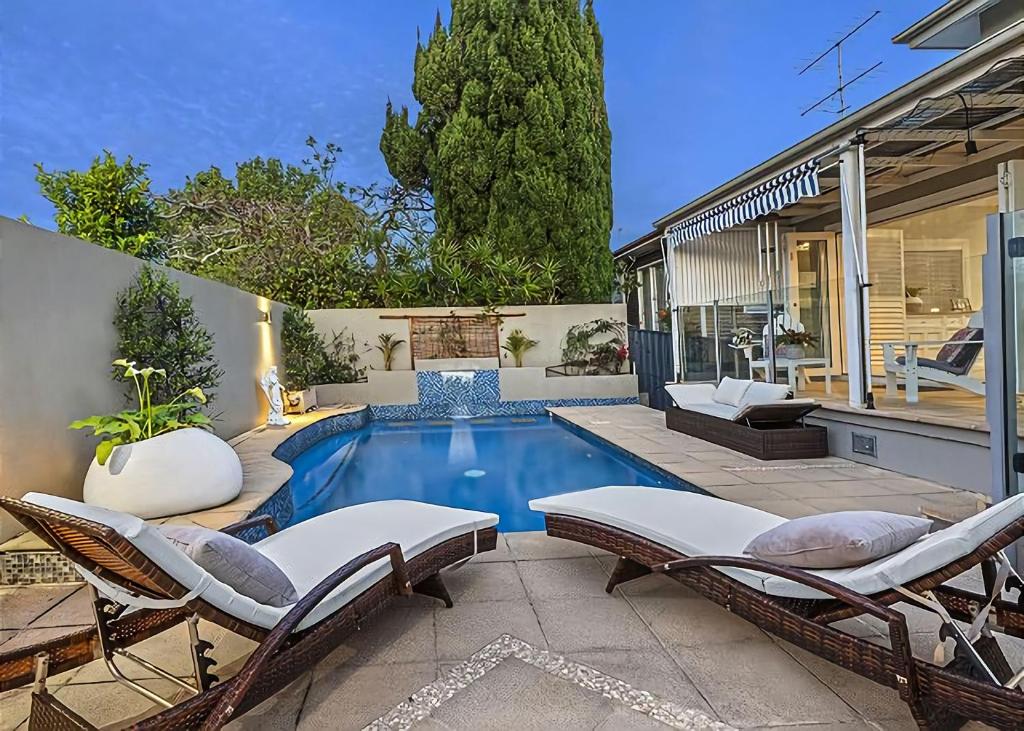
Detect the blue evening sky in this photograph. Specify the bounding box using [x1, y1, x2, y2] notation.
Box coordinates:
[2, 1, 951, 249]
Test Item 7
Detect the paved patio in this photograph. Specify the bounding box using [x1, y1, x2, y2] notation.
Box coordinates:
[0, 405, 1005, 729]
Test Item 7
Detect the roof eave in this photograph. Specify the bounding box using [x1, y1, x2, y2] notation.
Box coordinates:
[652, 19, 1024, 231]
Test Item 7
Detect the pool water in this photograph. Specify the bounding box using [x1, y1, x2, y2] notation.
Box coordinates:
[287, 415, 697, 531]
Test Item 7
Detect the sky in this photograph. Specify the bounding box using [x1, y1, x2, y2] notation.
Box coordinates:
[1, 1, 953, 250]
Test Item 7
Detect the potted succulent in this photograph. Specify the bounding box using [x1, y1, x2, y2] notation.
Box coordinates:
[774, 329, 817, 360]
[501, 329, 538, 367]
[376, 332, 407, 371]
[70, 359, 242, 519]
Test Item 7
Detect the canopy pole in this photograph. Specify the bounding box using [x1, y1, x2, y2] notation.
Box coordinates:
[840, 142, 874, 409]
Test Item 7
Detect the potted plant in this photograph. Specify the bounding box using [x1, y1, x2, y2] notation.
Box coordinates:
[775, 329, 817, 360]
[905, 287, 925, 314]
[281, 308, 322, 413]
[502, 329, 538, 367]
[70, 359, 242, 519]
[376, 332, 407, 371]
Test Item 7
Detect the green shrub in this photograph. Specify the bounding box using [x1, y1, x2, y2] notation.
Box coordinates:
[114, 266, 222, 405]
[281, 308, 364, 389]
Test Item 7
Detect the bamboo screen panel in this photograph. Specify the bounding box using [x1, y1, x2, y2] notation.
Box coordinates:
[410, 316, 499, 361]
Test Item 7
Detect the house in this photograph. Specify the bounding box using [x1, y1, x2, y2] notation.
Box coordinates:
[617, 0, 1024, 496]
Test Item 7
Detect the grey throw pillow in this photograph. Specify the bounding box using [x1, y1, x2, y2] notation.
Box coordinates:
[744, 511, 932, 569]
[159, 525, 298, 607]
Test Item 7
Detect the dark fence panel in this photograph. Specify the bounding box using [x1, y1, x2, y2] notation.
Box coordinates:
[629, 327, 674, 411]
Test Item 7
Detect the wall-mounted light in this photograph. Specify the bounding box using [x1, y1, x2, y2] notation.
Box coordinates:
[957, 92, 977, 156]
[259, 309, 273, 324]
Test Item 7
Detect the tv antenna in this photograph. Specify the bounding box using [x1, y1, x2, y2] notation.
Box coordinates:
[799, 11, 882, 117]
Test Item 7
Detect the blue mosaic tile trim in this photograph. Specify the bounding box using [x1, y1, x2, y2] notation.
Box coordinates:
[370, 396, 638, 421]
[272, 408, 370, 463]
[241, 482, 295, 543]
[549, 412, 709, 497]
[416, 369, 501, 411]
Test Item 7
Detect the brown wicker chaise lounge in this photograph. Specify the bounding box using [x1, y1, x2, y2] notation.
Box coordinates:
[530, 486, 1024, 730]
[0, 493, 498, 730]
[664, 379, 827, 460]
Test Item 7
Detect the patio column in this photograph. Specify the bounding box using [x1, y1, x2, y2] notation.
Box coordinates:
[662, 233, 683, 382]
[839, 143, 872, 408]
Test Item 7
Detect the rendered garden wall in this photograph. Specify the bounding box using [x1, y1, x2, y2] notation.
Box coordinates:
[0, 217, 285, 540]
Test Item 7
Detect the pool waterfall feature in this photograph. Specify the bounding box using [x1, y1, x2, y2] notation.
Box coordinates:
[364, 367, 638, 421]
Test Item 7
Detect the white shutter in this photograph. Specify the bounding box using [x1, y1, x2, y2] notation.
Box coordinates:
[866, 229, 906, 373]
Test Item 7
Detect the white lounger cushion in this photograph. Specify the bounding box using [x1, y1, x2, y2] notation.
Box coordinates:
[24, 492, 497, 631]
[529, 486, 1024, 600]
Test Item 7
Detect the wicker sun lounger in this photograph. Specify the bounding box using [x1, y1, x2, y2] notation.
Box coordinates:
[0, 493, 498, 730]
[530, 486, 1024, 730]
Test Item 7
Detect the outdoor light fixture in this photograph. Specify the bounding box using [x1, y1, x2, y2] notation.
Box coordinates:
[259, 309, 273, 324]
[957, 92, 977, 156]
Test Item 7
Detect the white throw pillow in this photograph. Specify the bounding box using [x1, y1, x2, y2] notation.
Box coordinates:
[742, 381, 791, 406]
[712, 377, 752, 407]
[744, 511, 932, 569]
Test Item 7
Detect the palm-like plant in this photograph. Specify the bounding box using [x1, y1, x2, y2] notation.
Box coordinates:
[502, 329, 539, 368]
[376, 332, 407, 371]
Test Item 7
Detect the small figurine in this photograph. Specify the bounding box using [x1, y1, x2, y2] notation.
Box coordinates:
[259, 366, 290, 427]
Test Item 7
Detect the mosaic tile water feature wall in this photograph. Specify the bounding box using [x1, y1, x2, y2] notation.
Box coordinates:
[367, 369, 637, 420]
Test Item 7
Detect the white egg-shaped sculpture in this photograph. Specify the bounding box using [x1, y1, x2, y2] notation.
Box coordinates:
[83, 428, 243, 519]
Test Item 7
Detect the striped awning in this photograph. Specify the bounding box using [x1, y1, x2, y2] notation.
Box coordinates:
[666, 160, 820, 245]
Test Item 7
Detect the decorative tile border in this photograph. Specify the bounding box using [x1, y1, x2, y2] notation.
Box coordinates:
[271, 407, 370, 463]
[365, 634, 733, 730]
[0, 550, 79, 585]
[370, 396, 638, 421]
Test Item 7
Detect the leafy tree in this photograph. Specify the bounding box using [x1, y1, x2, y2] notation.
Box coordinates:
[377, 236, 560, 307]
[114, 266, 223, 405]
[380, 0, 614, 302]
[35, 151, 163, 259]
[159, 138, 371, 309]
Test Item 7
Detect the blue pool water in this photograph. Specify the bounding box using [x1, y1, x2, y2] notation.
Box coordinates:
[287, 415, 698, 531]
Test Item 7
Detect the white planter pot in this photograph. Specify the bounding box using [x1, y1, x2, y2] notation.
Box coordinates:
[83, 428, 243, 519]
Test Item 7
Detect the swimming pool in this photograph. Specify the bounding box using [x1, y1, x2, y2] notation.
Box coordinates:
[286, 415, 701, 531]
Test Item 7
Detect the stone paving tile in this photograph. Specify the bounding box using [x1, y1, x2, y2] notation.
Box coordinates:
[0, 684, 32, 731]
[518, 556, 612, 601]
[338, 600, 438, 666]
[469, 533, 512, 563]
[662, 467, 752, 487]
[631, 595, 769, 648]
[0, 584, 80, 630]
[428, 658, 614, 730]
[440, 561, 527, 603]
[50, 677, 190, 729]
[22, 586, 91, 628]
[775, 641, 915, 725]
[226, 672, 312, 731]
[533, 598, 661, 653]
[595, 555, 701, 600]
[299, 662, 438, 730]
[504, 531, 595, 561]
[736, 499, 823, 519]
[434, 600, 546, 661]
[700, 484, 790, 502]
[669, 639, 859, 728]
[568, 648, 719, 719]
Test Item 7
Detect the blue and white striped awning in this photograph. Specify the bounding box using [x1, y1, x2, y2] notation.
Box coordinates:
[666, 160, 820, 245]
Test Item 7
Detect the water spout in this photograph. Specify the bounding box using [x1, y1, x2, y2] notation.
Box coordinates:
[439, 370, 479, 419]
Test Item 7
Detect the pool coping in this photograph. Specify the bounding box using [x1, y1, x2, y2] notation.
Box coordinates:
[546, 410, 711, 497]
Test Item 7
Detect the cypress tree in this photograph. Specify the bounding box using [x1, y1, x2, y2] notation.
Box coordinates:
[381, 0, 613, 302]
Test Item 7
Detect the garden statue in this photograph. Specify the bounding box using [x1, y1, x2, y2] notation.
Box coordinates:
[260, 366, 290, 426]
